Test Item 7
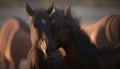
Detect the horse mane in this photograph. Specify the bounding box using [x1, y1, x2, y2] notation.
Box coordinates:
[26, 47, 48, 69]
[68, 13, 97, 57]
[12, 17, 30, 34]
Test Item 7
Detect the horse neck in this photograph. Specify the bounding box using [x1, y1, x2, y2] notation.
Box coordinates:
[63, 32, 78, 53]
[80, 24, 99, 47]
[62, 34, 87, 67]
[68, 20, 97, 57]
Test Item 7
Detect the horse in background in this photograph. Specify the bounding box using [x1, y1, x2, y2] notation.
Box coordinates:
[0, 17, 31, 69]
[51, 6, 98, 69]
[81, 14, 120, 49]
[26, 3, 66, 69]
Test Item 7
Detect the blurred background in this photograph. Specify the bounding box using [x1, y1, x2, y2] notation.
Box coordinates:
[0, 0, 120, 69]
[0, 0, 120, 26]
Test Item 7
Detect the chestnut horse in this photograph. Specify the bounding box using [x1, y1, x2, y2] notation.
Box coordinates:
[51, 6, 98, 69]
[0, 17, 31, 69]
[81, 14, 120, 49]
[26, 3, 66, 69]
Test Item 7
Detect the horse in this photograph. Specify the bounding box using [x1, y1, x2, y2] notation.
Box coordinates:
[50, 5, 120, 69]
[81, 14, 120, 49]
[26, 3, 66, 69]
[0, 17, 31, 69]
[51, 6, 98, 69]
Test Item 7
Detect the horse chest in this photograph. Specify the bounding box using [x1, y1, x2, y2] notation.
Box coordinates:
[65, 45, 86, 67]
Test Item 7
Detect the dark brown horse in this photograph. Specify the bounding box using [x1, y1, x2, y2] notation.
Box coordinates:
[26, 3, 66, 69]
[51, 6, 98, 69]
[81, 14, 120, 49]
[50, 6, 120, 69]
[0, 17, 31, 69]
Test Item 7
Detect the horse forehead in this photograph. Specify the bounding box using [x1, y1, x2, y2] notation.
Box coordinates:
[34, 10, 49, 19]
[51, 10, 64, 18]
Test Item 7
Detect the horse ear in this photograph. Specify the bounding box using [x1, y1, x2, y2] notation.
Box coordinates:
[64, 5, 71, 19]
[26, 3, 34, 16]
[47, 2, 57, 16]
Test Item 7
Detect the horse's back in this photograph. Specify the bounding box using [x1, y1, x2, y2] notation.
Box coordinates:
[11, 28, 31, 59]
[96, 14, 120, 48]
[81, 14, 120, 49]
[0, 17, 31, 65]
[14, 17, 30, 34]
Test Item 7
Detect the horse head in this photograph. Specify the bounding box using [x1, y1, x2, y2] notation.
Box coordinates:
[26, 3, 58, 69]
[51, 6, 74, 49]
[26, 3, 57, 53]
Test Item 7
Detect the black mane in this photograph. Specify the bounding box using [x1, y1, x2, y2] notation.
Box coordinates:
[68, 14, 97, 57]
